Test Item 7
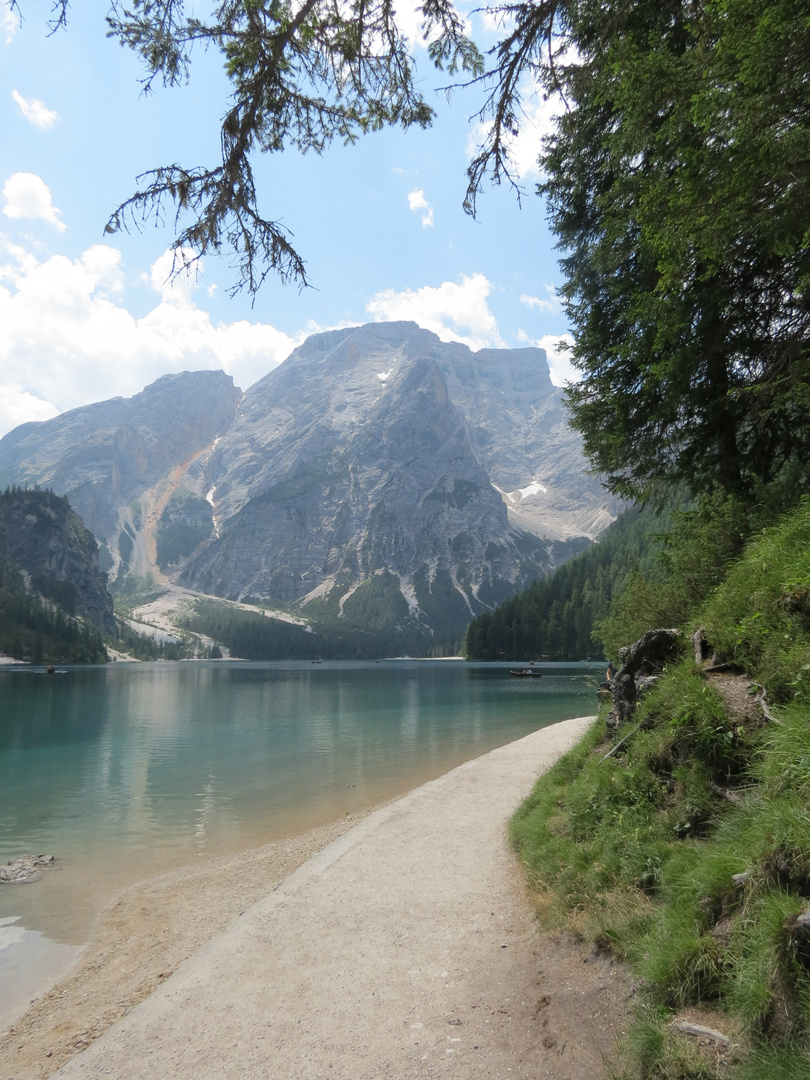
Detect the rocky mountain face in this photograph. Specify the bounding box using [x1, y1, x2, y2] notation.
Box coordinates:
[0, 487, 115, 633]
[0, 370, 242, 587]
[0, 323, 617, 646]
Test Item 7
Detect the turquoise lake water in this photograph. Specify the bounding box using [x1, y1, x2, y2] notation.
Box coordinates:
[0, 659, 600, 1024]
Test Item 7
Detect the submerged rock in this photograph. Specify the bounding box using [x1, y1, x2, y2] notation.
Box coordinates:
[0, 854, 55, 884]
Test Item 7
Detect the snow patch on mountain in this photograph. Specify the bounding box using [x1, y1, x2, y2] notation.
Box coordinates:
[492, 483, 516, 506]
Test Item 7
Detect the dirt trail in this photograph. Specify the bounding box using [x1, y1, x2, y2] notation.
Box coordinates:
[0, 813, 387, 1080]
[31, 717, 632, 1080]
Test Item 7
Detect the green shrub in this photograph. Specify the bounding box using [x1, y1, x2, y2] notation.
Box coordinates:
[703, 497, 810, 701]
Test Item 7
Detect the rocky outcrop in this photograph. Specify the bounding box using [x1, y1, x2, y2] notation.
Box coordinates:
[197, 323, 615, 546]
[179, 323, 616, 637]
[608, 628, 684, 727]
[0, 854, 55, 884]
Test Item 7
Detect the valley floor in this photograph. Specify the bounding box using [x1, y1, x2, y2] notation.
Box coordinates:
[0, 718, 630, 1080]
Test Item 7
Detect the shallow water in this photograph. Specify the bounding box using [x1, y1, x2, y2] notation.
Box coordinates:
[0, 659, 600, 1024]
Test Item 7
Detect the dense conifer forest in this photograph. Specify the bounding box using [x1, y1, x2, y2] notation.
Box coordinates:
[0, 572, 107, 663]
[183, 599, 459, 660]
[463, 504, 670, 661]
[0, 487, 110, 663]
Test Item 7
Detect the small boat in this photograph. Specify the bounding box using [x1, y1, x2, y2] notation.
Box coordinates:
[509, 668, 543, 677]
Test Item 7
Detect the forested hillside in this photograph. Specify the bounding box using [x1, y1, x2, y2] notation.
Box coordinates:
[183, 597, 460, 660]
[463, 503, 670, 661]
[0, 487, 110, 663]
[0, 582, 108, 664]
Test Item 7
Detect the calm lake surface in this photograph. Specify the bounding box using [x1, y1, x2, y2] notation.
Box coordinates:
[0, 659, 600, 1024]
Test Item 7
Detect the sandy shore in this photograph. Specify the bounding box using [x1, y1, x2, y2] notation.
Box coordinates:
[1, 716, 630, 1080]
[0, 810, 392, 1079]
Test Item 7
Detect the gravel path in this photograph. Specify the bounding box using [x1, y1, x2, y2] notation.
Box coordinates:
[52, 716, 628, 1080]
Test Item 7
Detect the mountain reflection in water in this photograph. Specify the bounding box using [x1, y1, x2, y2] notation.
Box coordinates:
[0, 660, 599, 947]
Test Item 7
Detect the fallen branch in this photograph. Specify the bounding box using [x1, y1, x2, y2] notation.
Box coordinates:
[753, 683, 782, 725]
[599, 720, 644, 762]
[708, 781, 744, 806]
[674, 1021, 731, 1047]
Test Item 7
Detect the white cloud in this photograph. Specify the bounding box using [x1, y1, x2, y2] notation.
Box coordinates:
[407, 187, 434, 228]
[1, 1, 17, 45]
[520, 286, 559, 315]
[81, 243, 125, 293]
[0, 385, 59, 435]
[511, 94, 561, 179]
[394, 0, 470, 50]
[407, 189, 428, 212]
[2, 172, 65, 231]
[11, 90, 60, 130]
[392, 0, 424, 45]
[0, 241, 299, 438]
[516, 329, 578, 386]
[0, 235, 38, 279]
[366, 273, 504, 351]
[148, 246, 201, 304]
[466, 81, 562, 183]
[479, 6, 512, 33]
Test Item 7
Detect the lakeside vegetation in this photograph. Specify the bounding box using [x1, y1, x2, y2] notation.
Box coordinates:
[463, 503, 671, 661]
[0, 574, 108, 664]
[182, 598, 459, 660]
[456, 0, 810, 1066]
[510, 498, 810, 1078]
[0, 488, 110, 664]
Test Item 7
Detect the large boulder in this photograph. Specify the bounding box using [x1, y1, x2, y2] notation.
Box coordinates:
[609, 628, 684, 727]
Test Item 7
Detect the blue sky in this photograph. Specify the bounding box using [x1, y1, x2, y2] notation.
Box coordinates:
[0, 1, 575, 438]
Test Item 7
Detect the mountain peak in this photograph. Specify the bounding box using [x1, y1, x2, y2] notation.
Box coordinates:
[0, 324, 615, 648]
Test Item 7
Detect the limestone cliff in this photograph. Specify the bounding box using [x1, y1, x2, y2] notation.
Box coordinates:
[0, 370, 242, 586]
[180, 323, 616, 636]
